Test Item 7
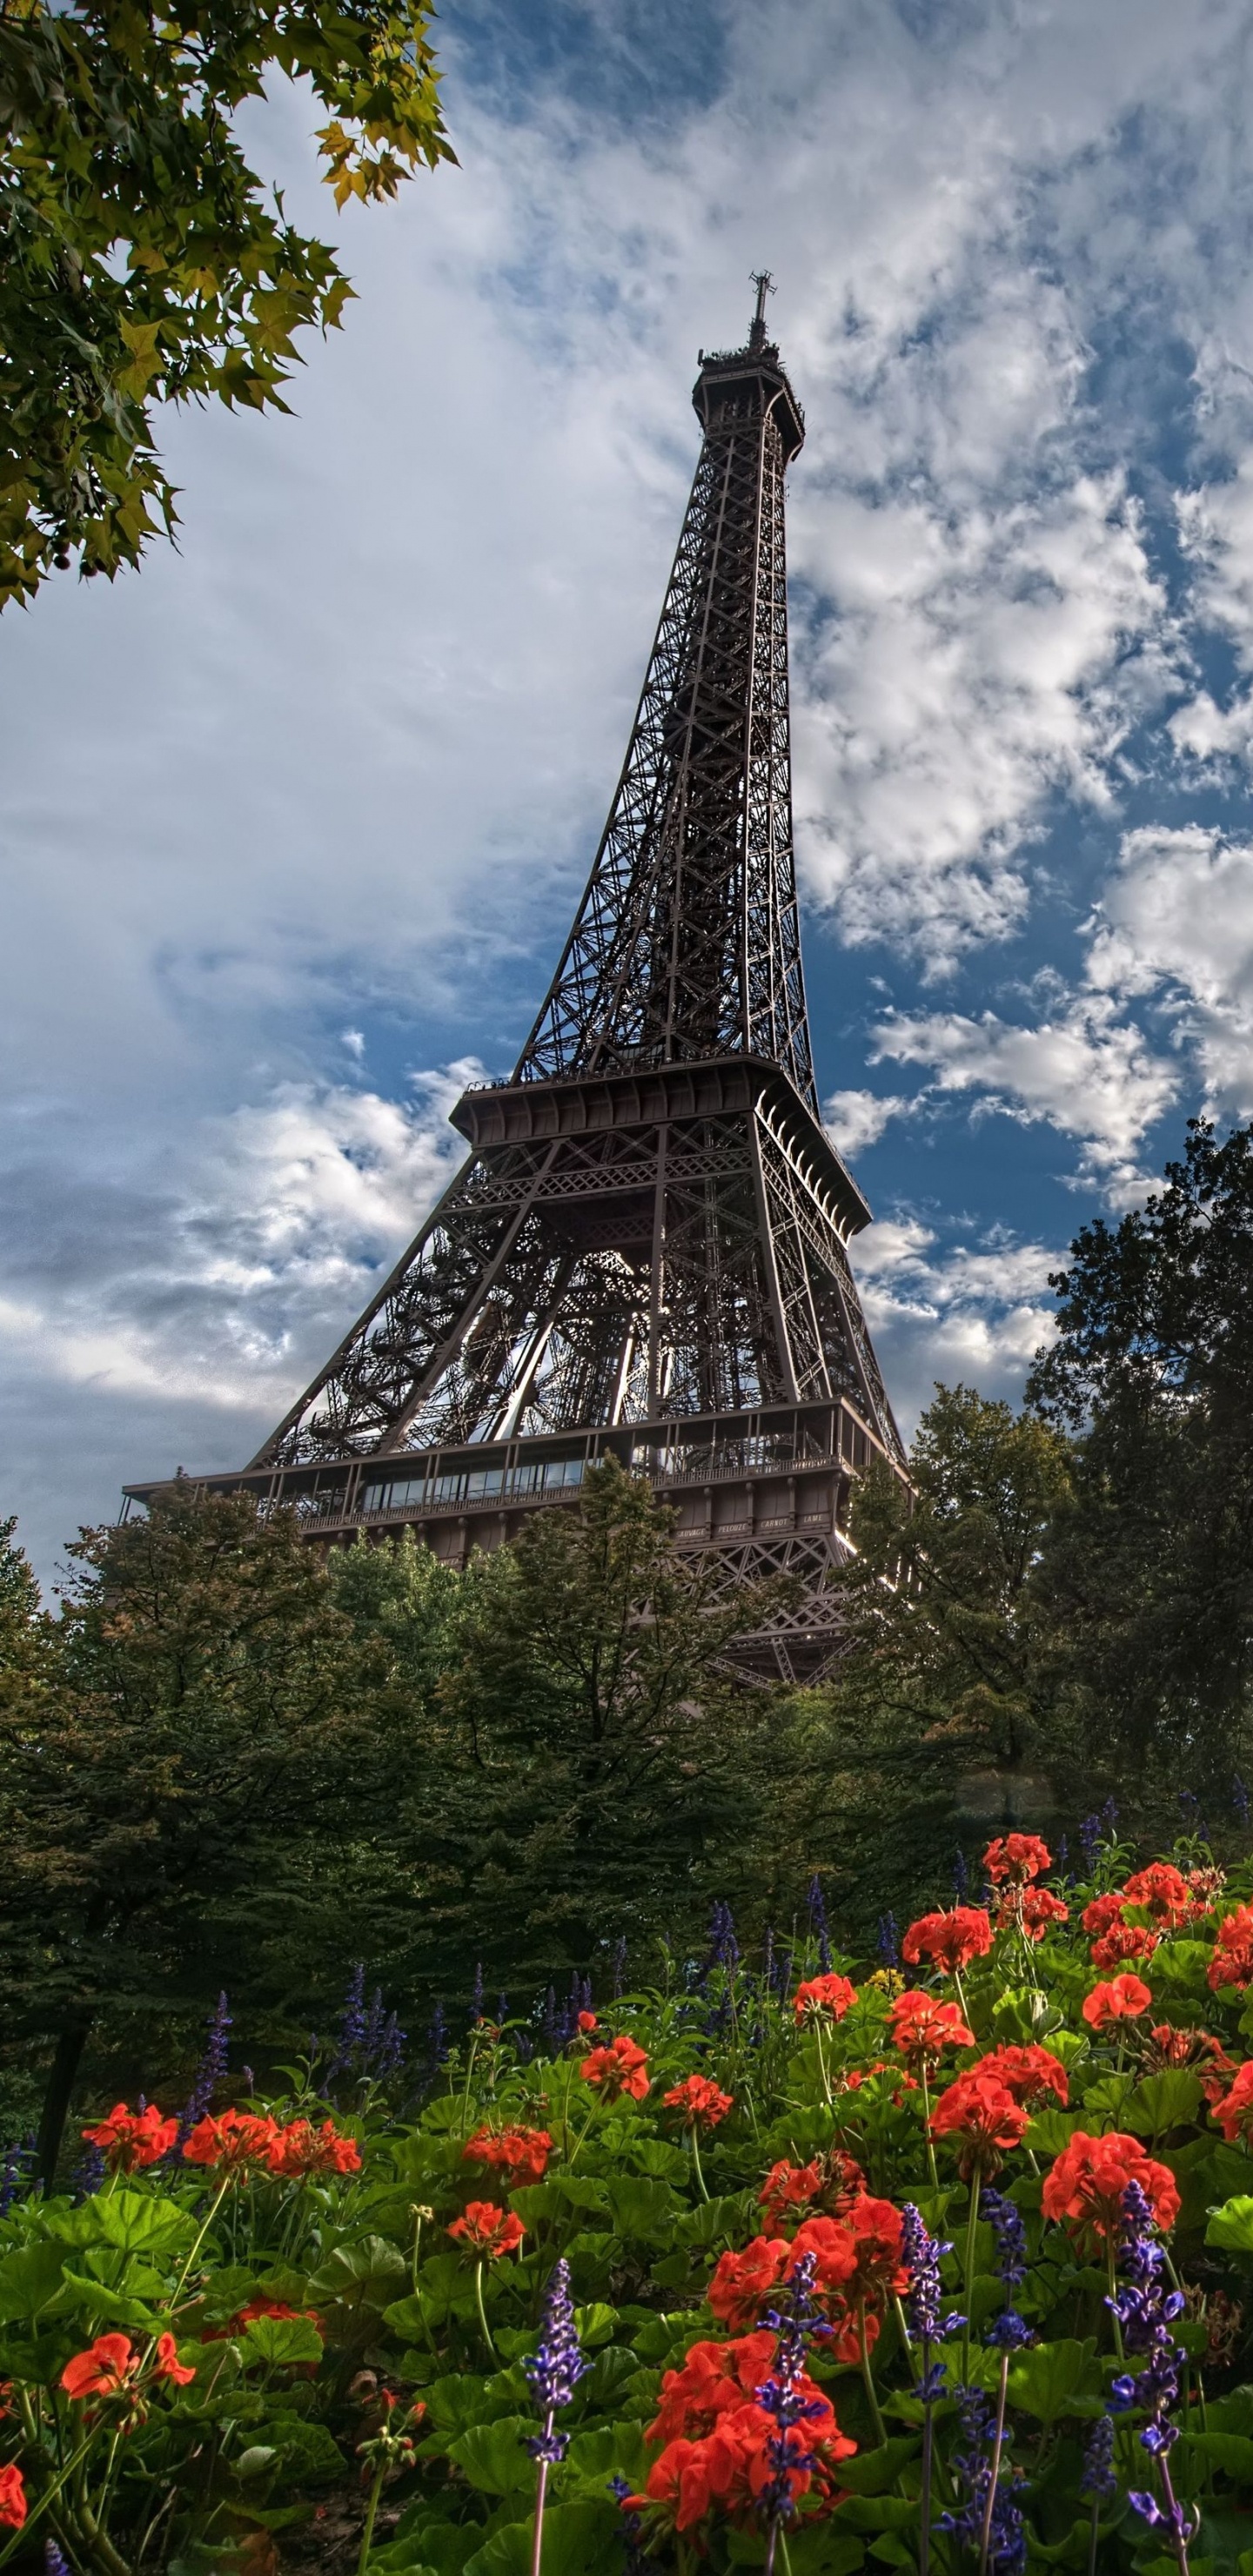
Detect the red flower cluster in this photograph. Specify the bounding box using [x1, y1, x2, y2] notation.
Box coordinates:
[1091, 1922, 1159, 1972]
[929, 2072, 1029, 2178]
[901, 1908, 993, 1973]
[663, 2076, 734, 2130]
[181, 2109, 359, 2178]
[1000, 1887, 1069, 1942]
[81, 2103, 178, 2173]
[983, 1834, 1051, 1885]
[269, 2120, 363, 2180]
[61, 2331, 194, 2401]
[1141, 2023, 1235, 2103]
[1212, 2060, 1253, 2145]
[447, 2202, 526, 2259]
[1082, 1893, 1126, 1939]
[580, 2036, 650, 2102]
[1082, 1974, 1152, 2030]
[758, 2149, 864, 2230]
[792, 1972, 857, 2022]
[0, 2466, 23, 2530]
[1209, 1903, 1253, 1993]
[1041, 2131, 1180, 2244]
[707, 2199, 906, 2363]
[977, 2044, 1068, 2109]
[639, 2385, 856, 2533]
[888, 1991, 975, 2070]
[1122, 1863, 1195, 1925]
[463, 2125, 553, 2187]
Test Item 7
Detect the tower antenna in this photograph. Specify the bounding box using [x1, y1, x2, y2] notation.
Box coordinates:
[749, 268, 774, 348]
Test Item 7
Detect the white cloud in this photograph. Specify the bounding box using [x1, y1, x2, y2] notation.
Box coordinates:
[0, 1067, 476, 1426]
[1089, 824, 1253, 1104]
[868, 996, 1176, 1197]
[849, 1217, 1060, 1432]
[822, 1088, 908, 1157]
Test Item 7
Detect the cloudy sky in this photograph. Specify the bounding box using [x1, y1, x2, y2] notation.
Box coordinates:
[6, 0, 1253, 1584]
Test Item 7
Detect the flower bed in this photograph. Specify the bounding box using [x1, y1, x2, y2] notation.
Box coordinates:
[3, 1832, 1253, 2573]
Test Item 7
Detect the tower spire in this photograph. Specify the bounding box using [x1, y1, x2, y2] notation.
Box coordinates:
[749, 268, 774, 351]
[126, 301, 907, 1678]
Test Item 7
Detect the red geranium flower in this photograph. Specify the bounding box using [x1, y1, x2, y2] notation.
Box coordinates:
[155, 2333, 197, 2387]
[1141, 2023, 1235, 2103]
[183, 2109, 281, 2171]
[1091, 1922, 1159, 1972]
[577, 2010, 598, 2033]
[1082, 1893, 1127, 1938]
[1209, 1903, 1253, 1992]
[901, 1909, 993, 1973]
[1122, 1863, 1192, 1926]
[800, 2197, 908, 2307]
[639, 2390, 858, 2532]
[464, 2125, 553, 2187]
[663, 2076, 734, 2130]
[267, 2119, 361, 2179]
[888, 1991, 975, 2070]
[580, 2035, 650, 2102]
[1082, 1974, 1153, 2030]
[447, 2201, 526, 2259]
[983, 1834, 1051, 1886]
[758, 2150, 864, 2230]
[647, 2331, 779, 2443]
[1042, 2130, 1180, 2244]
[1008, 1888, 1070, 1942]
[976, 2044, 1069, 2110]
[61, 2334, 140, 2400]
[792, 1972, 858, 2022]
[929, 2073, 1029, 2179]
[707, 2236, 791, 2330]
[0, 2467, 24, 2530]
[1212, 2060, 1253, 2145]
[81, 2102, 178, 2173]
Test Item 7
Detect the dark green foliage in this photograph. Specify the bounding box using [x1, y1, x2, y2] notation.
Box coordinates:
[1028, 1116, 1253, 1824]
[759, 1385, 1075, 1939]
[0, 0, 452, 602]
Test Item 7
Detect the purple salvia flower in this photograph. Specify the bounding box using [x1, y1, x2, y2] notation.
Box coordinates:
[45, 2544, 72, 2576]
[472, 1961, 485, 2025]
[952, 1848, 970, 1902]
[877, 1911, 900, 1969]
[1233, 1774, 1250, 1828]
[754, 2253, 829, 2566]
[610, 1935, 626, 1999]
[1081, 2414, 1117, 2502]
[1079, 1812, 1101, 1871]
[1107, 2181, 1195, 2565]
[608, 2474, 647, 2573]
[525, 2257, 587, 2463]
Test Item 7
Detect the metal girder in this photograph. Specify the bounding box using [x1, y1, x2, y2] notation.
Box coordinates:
[137, 304, 908, 1662]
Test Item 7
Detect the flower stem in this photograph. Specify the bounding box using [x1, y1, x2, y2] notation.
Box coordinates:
[357, 2459, 386, 2576]
[530, 2452, 550, 2576]
[859, 2301, 887, 2445]
[962, 2173, 982, 2381]
[976, 2349, 1009, 2576]
[921, 2066, 939, 2189]
[474, 2260, 498, 2365]
[689, 2125, 709, 2204]
[918, 2336, 933, 2576]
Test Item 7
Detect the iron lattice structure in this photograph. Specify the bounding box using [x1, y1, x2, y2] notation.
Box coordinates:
[128, 285, 907, 1675]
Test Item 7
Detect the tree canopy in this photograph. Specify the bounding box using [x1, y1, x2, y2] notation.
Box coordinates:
[0, 0, 453, 604]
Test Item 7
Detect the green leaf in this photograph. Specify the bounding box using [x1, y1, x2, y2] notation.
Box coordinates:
[0, 2241, 67, 2322]
[573, 2302, 618, 2349]
[837, 2437, 921, 2495]
[50, 2190, 194, 2257]
[383, 2294, 430, 2341]
[1205, 2197, 1253, 2254]
[1149, 1940, 1216, 1992]
[1182, 2432, 1253, 2484]
[241, 2313, 325, 2366]
[832, 2497, 920, 2532]
[1004, 2338, 1102, 2422]
[600, 2177, 683, 2240]
[1025, 2110, 1080, 2154]
[1123, 2070, 1203, 2137]
[463, 2502, 620, 2576]
[446, 2415, 536, 2497]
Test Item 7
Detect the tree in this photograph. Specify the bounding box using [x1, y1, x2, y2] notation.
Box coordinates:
[0, 1488, 377, 2180]
[379, 1459, 790, 2001]
[1027, 1115, 1253, 1821]
[0, 0, 453, 605]
[766, 1385, 1075, 1938]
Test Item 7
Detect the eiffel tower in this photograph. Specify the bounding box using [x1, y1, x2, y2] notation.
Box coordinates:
[127, 278, 907, 1676]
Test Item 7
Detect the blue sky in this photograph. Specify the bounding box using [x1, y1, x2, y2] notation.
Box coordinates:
[6, 0, 1253, 1581]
